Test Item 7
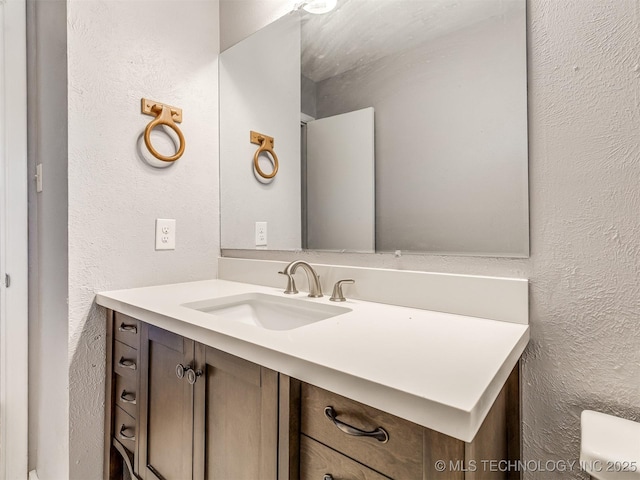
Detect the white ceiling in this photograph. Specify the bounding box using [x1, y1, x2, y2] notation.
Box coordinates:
[301, 0, 524, 82]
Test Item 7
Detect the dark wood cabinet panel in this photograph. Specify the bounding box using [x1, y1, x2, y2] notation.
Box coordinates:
[138, 324, 195, 480]
[422, 426, 465, 480]
[301, 383, 423, 479]
[193, 345, 278, 480]
[105, 310, 117, 480]
[300, 435, 391, 480]
[278, 375, 301, 480]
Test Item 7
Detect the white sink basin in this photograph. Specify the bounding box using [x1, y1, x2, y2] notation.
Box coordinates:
[182, 293, 351, 331]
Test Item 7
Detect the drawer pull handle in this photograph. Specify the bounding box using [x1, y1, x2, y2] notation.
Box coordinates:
[118, 357, 137, 370]
[118, 424, 136, 442]
[118, 323, 137, 334]
[119, 390, 136, 405]
[324, 406, 389, 443]
[323, 475, 334, 480]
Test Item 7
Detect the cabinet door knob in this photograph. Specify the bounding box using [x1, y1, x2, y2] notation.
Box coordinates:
[323, 475, 333, 480]
[186, 368, 203, 385]
[176, 364, 202, 384]
[324, 406, 389, 443]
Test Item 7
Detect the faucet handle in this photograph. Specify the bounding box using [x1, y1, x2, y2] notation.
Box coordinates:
[330, 279, 355, 302]
[278, 271, 298, 295]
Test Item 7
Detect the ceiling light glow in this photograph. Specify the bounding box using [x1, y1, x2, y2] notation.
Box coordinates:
[302, 0, 337, 14]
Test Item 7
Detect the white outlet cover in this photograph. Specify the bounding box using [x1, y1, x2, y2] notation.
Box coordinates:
[36, 163, 43, 193]
[255, 221, 267, 247]
[156, 219, 176, 250]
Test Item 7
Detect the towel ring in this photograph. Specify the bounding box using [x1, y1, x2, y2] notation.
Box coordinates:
[141, 99, 185, 162]
[250, 131, 279, 179]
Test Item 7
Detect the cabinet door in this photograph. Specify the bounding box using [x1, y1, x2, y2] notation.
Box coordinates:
[193, 345, 278, 480]
[138, 324, 195, 480]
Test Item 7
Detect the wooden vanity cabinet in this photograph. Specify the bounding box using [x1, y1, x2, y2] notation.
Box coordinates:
[105, 311, 140, 480]
[105, 310, 520, 480]
[104, 312, 281, 480]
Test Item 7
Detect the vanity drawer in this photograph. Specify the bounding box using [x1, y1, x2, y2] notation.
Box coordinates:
[114, 405, 136, 455]
[300, 435, 390, 480]
[114, 372, 137, 418]
[114, 313, 139, 349]
[114, 340, 138, 379]
[301, 383, 423, 479]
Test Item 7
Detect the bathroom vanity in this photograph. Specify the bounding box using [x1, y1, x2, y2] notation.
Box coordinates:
[98, 263, 529, 480]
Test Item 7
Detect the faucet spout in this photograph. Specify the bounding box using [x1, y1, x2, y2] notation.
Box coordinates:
[282, 261, 323, 298]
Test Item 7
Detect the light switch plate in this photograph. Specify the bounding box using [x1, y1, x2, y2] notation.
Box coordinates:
[156, 219, 176, 250]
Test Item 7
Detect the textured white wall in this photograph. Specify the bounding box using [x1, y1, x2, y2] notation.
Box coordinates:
[220, 14, 301, 250]
[222, 1, 640, 478]
[66, 1, 219, 478]
[26, 0, 69, 477]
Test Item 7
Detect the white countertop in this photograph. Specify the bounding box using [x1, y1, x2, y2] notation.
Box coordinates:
[96, 278, 529, 442]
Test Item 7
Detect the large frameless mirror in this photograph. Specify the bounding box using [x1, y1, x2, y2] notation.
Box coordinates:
[220, 0, 529, 257]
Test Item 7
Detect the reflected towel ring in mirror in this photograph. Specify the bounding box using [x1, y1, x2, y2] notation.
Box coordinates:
[141, 98, 186, 162]
[250, 130, 279, 179]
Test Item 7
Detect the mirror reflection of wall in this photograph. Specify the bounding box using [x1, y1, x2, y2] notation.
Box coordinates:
[220, 0, 529, 257]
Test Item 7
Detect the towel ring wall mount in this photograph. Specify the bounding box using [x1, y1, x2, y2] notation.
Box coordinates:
[250, 131, 279, 179]
[141, 98, 185, 162]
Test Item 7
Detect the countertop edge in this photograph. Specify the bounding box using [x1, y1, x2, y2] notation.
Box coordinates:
[95, 292, 528, 442]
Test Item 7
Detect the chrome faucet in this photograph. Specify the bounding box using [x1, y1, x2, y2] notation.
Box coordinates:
[279, 260, 323, 298]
